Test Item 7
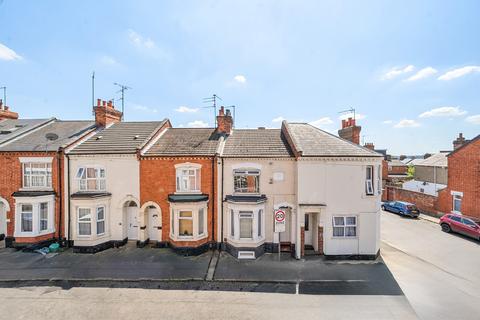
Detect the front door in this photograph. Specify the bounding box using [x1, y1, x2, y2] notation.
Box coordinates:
[304, 213, 313, 246]
[127, 207, 139, 240]
[148, 207, 160, 241]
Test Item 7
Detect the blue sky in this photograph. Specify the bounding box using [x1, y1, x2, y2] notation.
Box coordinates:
[1, 0, 479, 155]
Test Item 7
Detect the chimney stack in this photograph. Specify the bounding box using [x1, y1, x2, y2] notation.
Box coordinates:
[338, 117, 361, 144]
[364, 142, 375, 150]
[94, 98, 123, 127]
[0, 99, 19, 120]
[216, 106, 233, 135]
[453, 133, 469, 150]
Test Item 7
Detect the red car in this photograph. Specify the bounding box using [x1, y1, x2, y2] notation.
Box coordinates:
[440, 214, 480, 240]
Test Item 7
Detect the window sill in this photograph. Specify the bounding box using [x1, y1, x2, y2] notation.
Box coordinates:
[174, 191, 202, 195]
[331, 236, 358, 240]
[170, 233, 208, 242]
[14, 229, 55, 238]
[451, 210, 462, 215]
[19, 187, 54, 192]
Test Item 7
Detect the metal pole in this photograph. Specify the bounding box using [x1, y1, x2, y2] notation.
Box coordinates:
[0, 87, 6, 110]
[91, 72, 95, 109]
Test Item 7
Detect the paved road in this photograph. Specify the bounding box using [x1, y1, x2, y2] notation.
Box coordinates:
[0, 286, 416, 320]
[381, 210, 480, 320]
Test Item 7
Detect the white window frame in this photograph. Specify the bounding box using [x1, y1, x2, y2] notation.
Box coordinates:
[377, 164, 382, 195]
[227, 204, 265, 244]
[366, 166, 374, 196]
[21, 204, 33, 233]
[39, 202, 48, 232]
[198, 208, 205, 236]
[169, 202, 208, 241]
[22, 162, 53, 189]
[178, 210, 194, 238]
[233, 169, 260, 194]
[13, 195, 55, 237]
[332, 216, 357, 238]
[77, 207, 92, 237]
[96, 206, 106, 235]
[239, 211, 254, 240]
[175, 163, 201, 193]
[76, 166, 106, 192]
[452, 192, 462, 214]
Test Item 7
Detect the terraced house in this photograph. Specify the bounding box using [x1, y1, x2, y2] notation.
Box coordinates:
[65, 99, 171, 252]
[0, 102, 96, 248]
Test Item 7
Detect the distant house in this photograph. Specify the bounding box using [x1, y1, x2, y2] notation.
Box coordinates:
[403, 152, 448, 196]
[438, 134, 480, 219]
[387, 160, 408, 181]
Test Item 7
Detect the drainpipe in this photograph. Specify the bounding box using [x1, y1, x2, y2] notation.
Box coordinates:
[220, 157, 224, 248]
[57, 150, 62, 242]
[211, 156, 215, 246]
[66, 154, 71, 246]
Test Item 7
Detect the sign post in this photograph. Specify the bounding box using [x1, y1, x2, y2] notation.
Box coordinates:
[274, 209, 286, 258]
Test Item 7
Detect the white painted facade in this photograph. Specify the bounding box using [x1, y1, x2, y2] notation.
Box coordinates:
[65, 154, 159, 247]
[295, 158, 382, 258]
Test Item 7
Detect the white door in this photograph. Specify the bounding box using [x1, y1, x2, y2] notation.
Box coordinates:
[148, 208, 160, 241]
[304, 213, 313, 246]
[0, 203, 5, 237]
[279, 210, 291, 242]
[127, 207, 139, 240]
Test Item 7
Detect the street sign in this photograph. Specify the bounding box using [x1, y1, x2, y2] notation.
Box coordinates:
[274, 209, 286, 233]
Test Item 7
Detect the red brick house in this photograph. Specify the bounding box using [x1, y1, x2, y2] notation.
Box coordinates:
[139, 109, 230, 254]
[438, 134, 480, 219]
[0, 106, 96, 248]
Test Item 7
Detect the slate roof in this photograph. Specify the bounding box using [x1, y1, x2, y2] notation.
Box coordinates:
[389, 159, 408, 167]
[283, 122, 382, 157]
[0, 120, 95, 152]
[70, 121, 168, 154]
[144, 128, 221, 156]
[0, 118, 53, 146]
[222, 129, 293, 157]
[415, 152, 448, 167]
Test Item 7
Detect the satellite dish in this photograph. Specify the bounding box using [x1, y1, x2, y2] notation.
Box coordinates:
[45, 133, 59, 141]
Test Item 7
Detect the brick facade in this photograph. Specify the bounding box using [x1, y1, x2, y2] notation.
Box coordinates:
[300, 226, 305, 257]
[139, 157, 217, 248]
[385, 186, 442, 217]
[0, 151, 64, 245]
[317, 226, 324, 254]
[437, 137, 480, 219]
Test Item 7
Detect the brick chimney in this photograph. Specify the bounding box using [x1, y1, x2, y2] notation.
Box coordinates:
[364, 142, 375, 150]
[0, 99, 19, 120]
[216, 106, 233, 135]
[94, 98, 123, 127]
[338, 117, 361, 144]
[453, 133, 469, 150]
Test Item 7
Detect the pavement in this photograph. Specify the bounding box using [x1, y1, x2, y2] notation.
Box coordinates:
[381, 210, 480, 320]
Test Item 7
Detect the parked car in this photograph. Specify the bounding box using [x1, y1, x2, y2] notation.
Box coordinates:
[439, 214, 480, 240]
[381, 201, 420, 218]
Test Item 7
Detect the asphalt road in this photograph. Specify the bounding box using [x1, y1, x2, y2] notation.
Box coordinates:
[380, 210, 480, 320]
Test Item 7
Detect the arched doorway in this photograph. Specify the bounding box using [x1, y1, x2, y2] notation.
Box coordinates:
[141, 201, 162, 243]
[124, 201, 139, 240]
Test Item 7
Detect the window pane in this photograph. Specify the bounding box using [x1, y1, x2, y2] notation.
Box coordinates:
[79, 223, 91, 235]
[179, 219, 193, 236]
[97, 221, 105, 235]
[79, 208, 91, 221]
[22, 204, 33, 213]
[87, 168, 96, 178]
[97, 207, 105, 220]
[258, 209, 262, 237]
[21, 212, 33, 232]
[76, 167, 84, 179]
[195, 169, 200, 190]
[346, 216, 356, 226]
[333, 226, 344, 237]
[179, 211, 192, 218]
[334, 217, 344, 226]
[345, 226, 356, 237]
[189, 175, 196, 190]
[40, 203, 48, 231]
[198, 208, 205, 235]
[305, 214, 309, 231]
[230, 210, 234, 237]
[240, 216, 253, 239]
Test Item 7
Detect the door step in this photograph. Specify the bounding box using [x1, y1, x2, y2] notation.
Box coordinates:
[280, 242, 291, 252]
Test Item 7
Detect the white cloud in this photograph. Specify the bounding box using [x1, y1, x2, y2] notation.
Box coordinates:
[175, 106, 199, 113]
[394, 119, 421, 128]
[0, 43, 22, 61]
[381, 65, 414, 80]
[272, 116, 285, 123]
[100, 55, 118, 66]
[132, 104, 158, 113]
[309, 117, 333, 128]
[128, 29, 156, 49]
[465, 115, 480, 125]
[438, 66, 480, 81]
[338, 113, 366, 120]
[187, 120, 209, 128]
[233, 75, 247, 84]
[405, 67, 437, 81]
[383, 120, 393, 124]
[419, 106, 467, 118]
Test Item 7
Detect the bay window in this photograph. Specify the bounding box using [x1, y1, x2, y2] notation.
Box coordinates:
[78, 208, 92, 236]
[22, 162, 52, 189]
[175, 163, 201, 193]
[14, 195, 55, 237]
[228, 205, 265, 243]
[76, 167, 106, 191]
[333, 216, 357, 237]
[234, 169, 260, 193]
[169, 204, 208, 241]
[77, 205, 107, 237]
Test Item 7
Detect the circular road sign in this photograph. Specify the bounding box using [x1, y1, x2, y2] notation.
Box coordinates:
[275, 210, 286, 222]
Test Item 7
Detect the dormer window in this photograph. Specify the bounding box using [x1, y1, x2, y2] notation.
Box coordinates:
[175, 163, 201, 193]
[76, 167, 106, 191]
[234, 169, 260, 193]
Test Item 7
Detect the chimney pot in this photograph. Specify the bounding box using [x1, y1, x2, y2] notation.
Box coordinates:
[338, 117, 361, 144]
[216, 105, 233, 135]
[93, 97, 123, 127]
